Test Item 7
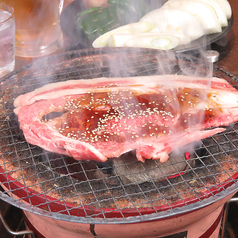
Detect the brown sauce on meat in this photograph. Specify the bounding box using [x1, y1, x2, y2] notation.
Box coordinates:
[47, 88, 216, 143]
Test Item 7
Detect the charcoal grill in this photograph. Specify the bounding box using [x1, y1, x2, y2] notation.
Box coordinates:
[0, 48, 238, 237]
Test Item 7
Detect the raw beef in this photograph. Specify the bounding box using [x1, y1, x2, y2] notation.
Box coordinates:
[14, 75, 238, 163]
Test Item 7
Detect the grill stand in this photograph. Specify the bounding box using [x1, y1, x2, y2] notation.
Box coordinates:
[0, 195, 237, 238]
[18, 192, 235, 238]
[0, 212, 35, 238]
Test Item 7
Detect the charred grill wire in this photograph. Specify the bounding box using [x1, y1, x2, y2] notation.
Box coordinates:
[0, 48, 238, 223]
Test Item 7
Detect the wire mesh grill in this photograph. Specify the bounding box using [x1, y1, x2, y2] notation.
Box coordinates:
[0, 48, 238, 223]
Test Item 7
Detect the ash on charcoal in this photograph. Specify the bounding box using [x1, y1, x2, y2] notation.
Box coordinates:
[105, 151, 195, 185]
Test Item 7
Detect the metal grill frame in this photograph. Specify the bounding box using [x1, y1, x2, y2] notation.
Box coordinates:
[0, 48, 238, 224]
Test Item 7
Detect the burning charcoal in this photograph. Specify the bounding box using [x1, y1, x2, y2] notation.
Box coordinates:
[111, 151, 195, 184]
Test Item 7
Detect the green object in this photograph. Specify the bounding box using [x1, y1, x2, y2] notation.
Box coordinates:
[75, 0, 152, 43]
[107, 0, 152, 19]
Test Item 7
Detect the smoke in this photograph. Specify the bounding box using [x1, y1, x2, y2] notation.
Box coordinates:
[18, 0, 216, 165]
[102, 26, 214, 162]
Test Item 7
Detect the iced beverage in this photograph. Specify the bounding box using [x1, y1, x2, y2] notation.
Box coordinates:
[1, 0, 64, 57]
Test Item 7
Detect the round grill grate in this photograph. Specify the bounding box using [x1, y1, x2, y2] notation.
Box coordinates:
[0, 48, 238, 224]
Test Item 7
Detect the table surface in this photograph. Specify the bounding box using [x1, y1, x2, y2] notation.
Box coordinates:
[14, 0, 238, 77]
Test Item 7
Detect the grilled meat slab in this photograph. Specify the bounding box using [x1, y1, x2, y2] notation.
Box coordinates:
[14, 75, 238, 163]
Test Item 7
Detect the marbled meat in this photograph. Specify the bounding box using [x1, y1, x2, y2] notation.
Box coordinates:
[14, 75, 238, 163]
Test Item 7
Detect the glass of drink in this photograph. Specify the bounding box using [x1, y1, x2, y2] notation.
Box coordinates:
[0, 3, 15, 77]
[1, 0, 64, 58]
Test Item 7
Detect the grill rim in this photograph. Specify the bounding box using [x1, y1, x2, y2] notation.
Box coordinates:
[0, 182, 237, 224]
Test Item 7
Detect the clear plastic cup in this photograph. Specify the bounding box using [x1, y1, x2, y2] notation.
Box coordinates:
[0, 3, 15, 77]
